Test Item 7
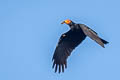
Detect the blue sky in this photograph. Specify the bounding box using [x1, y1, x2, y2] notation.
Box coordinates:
[0, 0, 120, 80]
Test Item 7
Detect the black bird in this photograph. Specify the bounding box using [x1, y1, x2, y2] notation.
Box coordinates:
[52, 19, 109, 73]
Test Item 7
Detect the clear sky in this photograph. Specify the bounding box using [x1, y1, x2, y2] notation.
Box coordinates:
[0, 0, 120, 80]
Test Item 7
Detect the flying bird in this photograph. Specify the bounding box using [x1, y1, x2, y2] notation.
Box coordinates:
[52, 19, 109, 73]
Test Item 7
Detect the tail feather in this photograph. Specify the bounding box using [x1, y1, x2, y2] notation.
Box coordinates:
[100, 38, 109, 44]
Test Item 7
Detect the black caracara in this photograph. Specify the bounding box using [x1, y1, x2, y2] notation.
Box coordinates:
[52, 19, 109, 73]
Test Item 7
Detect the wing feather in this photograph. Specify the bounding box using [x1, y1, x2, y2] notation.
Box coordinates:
[52, 29, 86, 73]
[80, 24, 105, 48]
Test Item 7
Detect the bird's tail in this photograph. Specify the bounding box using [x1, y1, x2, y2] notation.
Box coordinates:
[100, 38, 109, 44]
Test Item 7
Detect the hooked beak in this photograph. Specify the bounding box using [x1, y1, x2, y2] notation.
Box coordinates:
[61, 21, 65, 24]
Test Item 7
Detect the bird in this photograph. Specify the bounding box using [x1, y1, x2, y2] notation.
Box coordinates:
[52, 19, 109, 73]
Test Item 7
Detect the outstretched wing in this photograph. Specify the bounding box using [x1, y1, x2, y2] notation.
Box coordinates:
[80, 24, 108, 48]
[52, 29, 86, 73]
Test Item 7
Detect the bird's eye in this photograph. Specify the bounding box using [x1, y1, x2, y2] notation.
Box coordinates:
[65, 20, 71, 24]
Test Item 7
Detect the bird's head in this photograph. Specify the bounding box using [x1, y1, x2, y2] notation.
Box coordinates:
[61, 19, 72, 25]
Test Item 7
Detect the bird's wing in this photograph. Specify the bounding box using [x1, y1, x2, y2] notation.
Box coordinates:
[52, 30, 85, 73]
[80, 24, 105, 48]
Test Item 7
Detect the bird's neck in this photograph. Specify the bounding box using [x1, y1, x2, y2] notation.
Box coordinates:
[68, 22, 75, 29]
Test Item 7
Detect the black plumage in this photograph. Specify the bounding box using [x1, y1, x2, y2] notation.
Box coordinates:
[52, 19, 109, 73]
